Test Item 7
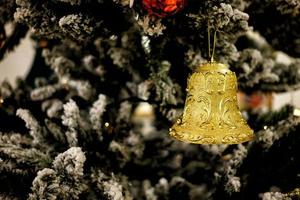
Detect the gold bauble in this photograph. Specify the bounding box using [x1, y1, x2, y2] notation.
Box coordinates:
[169, 62, 254, 144]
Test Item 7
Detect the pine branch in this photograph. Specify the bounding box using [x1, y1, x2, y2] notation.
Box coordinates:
[29, 147, 87, 200]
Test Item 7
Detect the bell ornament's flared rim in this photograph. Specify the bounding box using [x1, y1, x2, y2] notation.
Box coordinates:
[169, 126, 254, 145]
[196, 62, 230, 73]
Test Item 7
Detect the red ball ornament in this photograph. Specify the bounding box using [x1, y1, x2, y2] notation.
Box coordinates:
[142, 0, 186, 18]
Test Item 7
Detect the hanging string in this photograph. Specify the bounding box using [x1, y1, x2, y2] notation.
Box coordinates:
[207, 21, 211, 59]
[211, 30, 217, 62]
[207, 20, 218, 63]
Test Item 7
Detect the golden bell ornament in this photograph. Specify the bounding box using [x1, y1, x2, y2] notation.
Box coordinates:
[169, 62, 254, 144]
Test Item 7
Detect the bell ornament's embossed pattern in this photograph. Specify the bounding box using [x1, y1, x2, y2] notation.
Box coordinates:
[169, 62, 254, 144]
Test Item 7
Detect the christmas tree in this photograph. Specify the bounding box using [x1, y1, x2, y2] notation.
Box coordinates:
[1, 0, 300, 199]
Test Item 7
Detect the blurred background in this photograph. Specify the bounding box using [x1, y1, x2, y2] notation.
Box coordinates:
[0, 33, 34, 86]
